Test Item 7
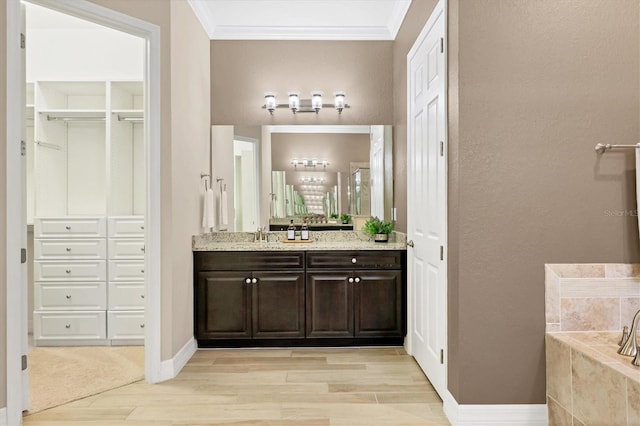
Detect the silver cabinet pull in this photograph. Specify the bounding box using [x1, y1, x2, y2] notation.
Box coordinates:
[141, 247, 145, 252]
[65, 247, 71, 252]
[351, 258, 357, 264]
[141, 269, 144, 273]
[140, 225, 145, 230]
[65, 226, 71, 230]
[66, 295, 71, 299]
[65, 324, 71, 329]
[65, 269, 71, 274]
[348, 277, 354, 283]
[407, 240, 415, 248]
[354, 277, 361, 283]
[252, 278, 258, 284]
[141, 294, 145, 299]
[140, 324, 145, 328]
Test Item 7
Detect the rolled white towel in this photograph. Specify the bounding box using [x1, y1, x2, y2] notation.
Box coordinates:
[202, 188, 215, 231]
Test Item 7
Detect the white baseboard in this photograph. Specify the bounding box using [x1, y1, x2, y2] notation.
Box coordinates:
[0, 407, 6, 426]
[443, 391, 548, 425]
[158, 337, 197, 382]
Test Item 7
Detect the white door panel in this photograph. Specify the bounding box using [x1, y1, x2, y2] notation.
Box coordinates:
[407, 0, 447, 399]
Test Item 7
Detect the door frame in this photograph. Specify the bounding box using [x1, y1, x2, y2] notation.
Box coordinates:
[6, 0, 162, 423]
[405, 0, 448, 395]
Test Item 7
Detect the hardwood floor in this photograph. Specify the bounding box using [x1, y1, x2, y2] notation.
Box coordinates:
[22, 347, 450, 425]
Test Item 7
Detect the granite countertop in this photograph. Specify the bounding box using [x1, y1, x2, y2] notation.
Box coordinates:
[193, 231, 407, 251]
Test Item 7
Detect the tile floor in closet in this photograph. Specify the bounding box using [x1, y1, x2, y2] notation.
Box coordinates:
[22, 347, 450, 425]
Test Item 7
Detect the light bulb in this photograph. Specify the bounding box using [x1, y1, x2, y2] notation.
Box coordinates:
[311, 92, 323, 113]
[334, 92, 346, 113]
[288, 92, 300, 113]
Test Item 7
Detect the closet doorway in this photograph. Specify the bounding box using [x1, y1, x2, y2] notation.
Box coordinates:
[5, 0, 162, 420]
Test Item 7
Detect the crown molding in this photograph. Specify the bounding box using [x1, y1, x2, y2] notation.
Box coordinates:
[187, 0, 217, 39]
[387, 0, 412, 39]
[210, 25, 393, 41]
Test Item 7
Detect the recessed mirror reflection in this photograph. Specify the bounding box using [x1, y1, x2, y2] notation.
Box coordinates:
[210, 125, 392, 232]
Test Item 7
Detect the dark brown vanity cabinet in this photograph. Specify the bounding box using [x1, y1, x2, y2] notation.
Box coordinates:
[306, 251, 405, 340]
[194, 249, 406, 347]
[194, 252, 305, 344]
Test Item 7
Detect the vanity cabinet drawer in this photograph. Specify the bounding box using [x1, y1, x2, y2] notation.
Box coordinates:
[194, 251, 304, 271]
[108, 239, 145, 259]
[109, 282, 145, 310]
[306, 251, 403, 269]
[108, 311, 145, 339]
[34, 282, 107, 310]
[35, 217, 106, 239]
[34, 311, 106, 341]
[35, 239, 106, 260]
[109, 260, 145, 281]
[108, 216, 145, 238]
[35, 260, 106, 281]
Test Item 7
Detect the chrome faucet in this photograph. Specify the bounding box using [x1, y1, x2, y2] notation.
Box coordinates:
[255, 226, 266, 242]
[618, 309, 640, 359]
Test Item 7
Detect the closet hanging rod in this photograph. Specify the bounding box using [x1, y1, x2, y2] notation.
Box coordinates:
[34, 140, 61, 150]
[595, 143, 639, 154]
[46, 114, 105, 122]
[117, 115, 144, 122]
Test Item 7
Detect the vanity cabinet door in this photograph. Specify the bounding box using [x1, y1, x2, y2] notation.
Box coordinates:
[252, 271, 305, 338]
[306, 270, 354, 338]
[195, 271, 251, 339]
[354, 270, 403, 337]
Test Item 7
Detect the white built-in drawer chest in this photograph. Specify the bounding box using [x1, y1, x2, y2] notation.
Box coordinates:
[33, 216, 145, 346]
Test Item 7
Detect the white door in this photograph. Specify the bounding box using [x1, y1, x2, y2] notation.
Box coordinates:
[20, 2, 31, 412]
[369, 125, 384, 219]
[407, 0, 447, 398]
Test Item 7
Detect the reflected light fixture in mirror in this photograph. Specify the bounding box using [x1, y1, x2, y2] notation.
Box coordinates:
[291, 159, 330, 169]
[262, 91, 349, 114]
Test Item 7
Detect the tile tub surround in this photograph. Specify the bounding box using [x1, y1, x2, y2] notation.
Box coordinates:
[546, 332, 640, 426]
[545, 264, 640, 332]
[192, 230, 407, 251]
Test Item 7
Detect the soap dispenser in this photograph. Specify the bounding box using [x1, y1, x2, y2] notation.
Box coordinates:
[300, 221, 309, 241]
[287, 219, 296, 240]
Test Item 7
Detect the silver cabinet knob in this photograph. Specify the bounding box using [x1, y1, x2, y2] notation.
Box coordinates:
[140, 324, 145, 328]
[245, 278, 252, 284]
[140, 225, 145, 230]
[141, 247, 145, 252]
[65, 269, 71, 274]
[407, 240, 415, 248]
[351, 258, 357, 264]
[65, 247, 71, 252]
[65, 324, 71, 329]
[65, 226, 71, 230]
[348, 277, 354, 283]
[66, 295, 71, 299]
[141, 294, 145, 299]
[141, 269, 144, 273]
[252, 278, 258, 284]
[354, 277, 361, 283]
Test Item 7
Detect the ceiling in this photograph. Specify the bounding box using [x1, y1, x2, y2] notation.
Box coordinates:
[187, 0, 412, 40]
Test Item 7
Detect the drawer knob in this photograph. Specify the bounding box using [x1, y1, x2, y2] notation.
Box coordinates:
[141, 269, 144, 273]
[140, 324, 145, 328]
[65, 247, 71, 252]
[351, 258, 357, 264]
[245, 278, 251, 284]
[66, 295, 71, 299]
[251, 278, 258, 284]
[348, 277, 354, 283]
[65, 324, 71, 329]
[354, 277, 361, 283]
[140, 226, 145, 230]
[140, 247, 145, 252]
[141, 294, 145, 299]
[65, 226, 71, 230]
[65, 269, 71, 274]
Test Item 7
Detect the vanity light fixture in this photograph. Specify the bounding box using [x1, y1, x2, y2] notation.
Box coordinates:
[300, 177, 326, 184]
[291, 159, 330, 169]
[262, 91, 349, 114]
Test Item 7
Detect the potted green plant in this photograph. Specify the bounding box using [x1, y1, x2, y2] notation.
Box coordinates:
[340, 214, 351, 224]
[362, 216, 394, 242]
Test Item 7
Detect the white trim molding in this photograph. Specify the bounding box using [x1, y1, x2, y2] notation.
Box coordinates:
[444, 391, 548, 426]
[158, 337, 198, 382]
[0, 407, 7, 426]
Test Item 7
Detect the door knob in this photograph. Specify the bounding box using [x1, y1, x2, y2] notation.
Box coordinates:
[407, 240, 415, 248]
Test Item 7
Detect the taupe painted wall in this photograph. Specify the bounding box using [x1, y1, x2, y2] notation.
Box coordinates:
[447, 0, 640, 404]
[169, 0, 211, 355]
[210, 41, 393, 125]
[0, 0, 7, 409]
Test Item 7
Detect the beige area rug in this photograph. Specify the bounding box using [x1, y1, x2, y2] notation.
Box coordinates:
[26, 346, 144, 414]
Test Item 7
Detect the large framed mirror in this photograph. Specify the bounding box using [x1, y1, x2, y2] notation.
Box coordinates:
[210, 125, 393, 232]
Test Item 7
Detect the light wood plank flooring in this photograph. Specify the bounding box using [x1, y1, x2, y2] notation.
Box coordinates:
[22, 347, 449, 425]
